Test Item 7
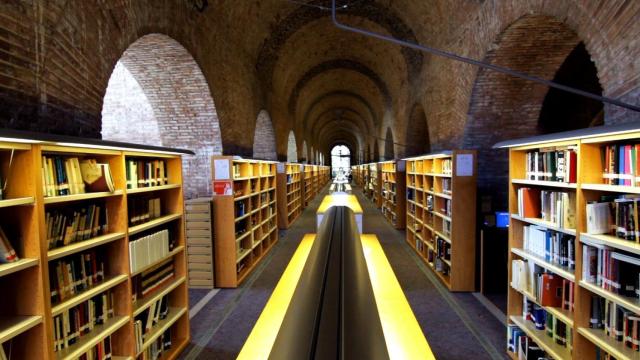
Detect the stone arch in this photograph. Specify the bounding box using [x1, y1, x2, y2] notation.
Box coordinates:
[309, 145, 315, 164]
[463, 15, 603, 208]
[301, 141, 308, 163]
[252, 110, 277, 160]
[101, 33, 222, 198]
[384, 127, 395, 160]
[406, 103, 431, 157]
[287, 131, 298, 162]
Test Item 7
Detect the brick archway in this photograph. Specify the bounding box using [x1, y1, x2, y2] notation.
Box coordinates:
[406, 103, 430, 157]
[286, 131, 298, 162]
[101, 33, 222, 198]
[253, 110, 277, 160]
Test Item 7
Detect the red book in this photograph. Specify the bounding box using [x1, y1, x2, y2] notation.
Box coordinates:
[520, 188, 541, 218]
[540, 273, 563, 307]
[568, 150, 577, 183]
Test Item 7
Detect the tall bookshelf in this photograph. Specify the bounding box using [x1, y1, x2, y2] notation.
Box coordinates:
[367, 163, 382, 208]
[0, 132, 191, 360]
[319, 166, 330, 185]
[303, 165, 313, 208]
[380, 160, 406, 229]
[405, 151, 476, 292]
[497, 123, 640, 360]
[276, 163, 303, 229]
[211, 157, 278, 288]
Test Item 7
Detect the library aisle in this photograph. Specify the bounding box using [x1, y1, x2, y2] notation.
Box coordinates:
[179, 186, 507, 360]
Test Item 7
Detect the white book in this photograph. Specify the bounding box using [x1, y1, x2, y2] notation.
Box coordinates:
[586, 202, 612, 234]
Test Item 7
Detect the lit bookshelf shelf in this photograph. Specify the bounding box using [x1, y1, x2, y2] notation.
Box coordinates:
[511, 179, 577, 189]
[580, 232, 640, 256]
[43, 190, 124, 204]
[0, 315, 42, 344]
[47, 232, 126, 261]
[126, 183, 181, 194]
[577, 327, 639, 360]
[380, 160, 406, 229]
[128, 213, 183, 236]
[131, 246, 184, 277]
[0, 196, 34, 208]
[580, 280, 640, 315]
[511, 248, 575, 282]
[509, 315, 571, 360]
[405, 151, 476, 292]
[213, 156, 279, 288]
[133, 276, 186, 316]
[0, 258, 39, 278]
[510, 214, 576, 236]
[51, 275, 129, 316]
[581, 183, 640, 194]
[136, 307, 187, 357]
[278, 163, 303, 229]
[511, 286, 574, 327]
[56, 315, 129, 360]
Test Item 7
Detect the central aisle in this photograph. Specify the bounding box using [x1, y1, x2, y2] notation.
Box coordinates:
[180, 186, 507, 360]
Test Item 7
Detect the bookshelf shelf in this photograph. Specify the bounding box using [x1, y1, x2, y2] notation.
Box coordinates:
[51, 274, 129, 316]
[580, 280, 640, 315]
[511, 179, 577, 189]
[577, 327, 638, 360]
[136, 307, 187, 357]
[43, 190, 124, 204]
[47, 232, 126, 261]
[580, 232, 640, 256]
[55, 315, 129, 360]
[126, 183, 181, 194]
[510, 214, 576, 236]
[0, 315, 42, 343]
[580, 183, 640, 194]
[0, 196, 35, 208]
[0, 135, 191, 359]
[133, 276, 186, 317]
[130, 246, 184, 277]
[511, 248, 575, 282]
[128, 213, 183, 236]
[405, 151, 476, 292]
[511, 286, 574, 327]
[277, 163, 303, 230]
[380, 160, 406, 229]
[510, 315, 571, 360]
[0, 258, 38, 278]
[212, 157, 279, 287]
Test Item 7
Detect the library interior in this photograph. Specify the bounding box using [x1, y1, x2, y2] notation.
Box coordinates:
[0, 1, 639, 359]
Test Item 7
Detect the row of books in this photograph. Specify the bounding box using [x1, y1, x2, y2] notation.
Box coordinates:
[0, 225, 18, 263]
[49, 251, 105, 304]
[53, 291, 114, 352]
[138, 328, 172, 360]
[525, 147, 577, 183]
[129, 229, 172, 274]
[602, 143, 640, 186]
[134, 295, 170, 354]
[129, 196, 162, 226]
[523, 298, 572, 348]
[507, 324, 547, 359]
[78, 336, 112, 360]
[517, 188, 576, 229]
[522, 225, 576, 270]
[582, 242, 640, 298]
[426, 248, 449, 276]
[125, 159, 169, 189]
[45, 203, 108, 250]
[586, 196, 640, 244]
[132, 258, 175, 302]
[42, 156, 115, 197]
[441, 198, 451, 217]
[512, 259, 574, 310]
[435, 236, 450, 261]
[591, 296, 640, 348]
[442, 159, 452, 175]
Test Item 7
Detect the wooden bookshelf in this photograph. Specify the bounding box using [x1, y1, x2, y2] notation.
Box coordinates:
[319, 165, 330, 186]
[404, 151, 477, 292]
[0, 134, 192, 360]
[277, 163, 303, 229]
[211, 157, 278, 288]
[365, 163, 382, 208]
[303, 164, 313, 207]
[380, 160, 406, 229]
[185, 198, 214, 289]
[496, 122, 640, 360]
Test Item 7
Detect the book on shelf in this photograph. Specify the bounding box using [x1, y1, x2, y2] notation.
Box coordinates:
[517, 188, 576, 229]
[441, 159, 452, 175]
[126, 159, 168, 189]
[582, 242, 640, 298]
[525, 147, 577, 183]
[42, 156, 116, 197]
[132, 258, 175, 302]
[522, 225, 575, 270]
[129, 229, 173, 274]
[53, 291, 114, 352]
[586, 195, 640, 240]
[134, 295, 170, 353]
[129, 196, 162, 226]
[49, 250, 105, 304]
[79, 159, 115, 193]
[511, 259, 575, 310]
[76, 336, 112, 360]
[522, 297, 572, 349]
[602, 143, 640, 186]
[46, 202, 109, 250]
[0, 225, 18, 263]
[590, 294, 640, 350]
[507, 324, 547, 359]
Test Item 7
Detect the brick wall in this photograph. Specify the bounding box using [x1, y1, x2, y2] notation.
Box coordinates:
[252, 110, 278, 160]
[101, 34, 222, 198]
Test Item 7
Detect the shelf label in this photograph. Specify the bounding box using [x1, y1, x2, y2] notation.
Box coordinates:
[456, 154, 474, 176]
[277, 163, 285, 173]
[214, 159, 230, 180]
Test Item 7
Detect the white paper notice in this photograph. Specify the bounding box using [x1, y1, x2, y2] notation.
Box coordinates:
[397, 160, 406, 172]
[277, 163, 285, 173]
[456, 154, 473, 176]
[214, 159, 230, 180]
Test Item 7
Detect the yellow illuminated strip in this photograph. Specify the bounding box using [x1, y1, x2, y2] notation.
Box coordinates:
[361, 234, 435, 360]
[237, 234, 316, 360]
[317, 194, 363, 214]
